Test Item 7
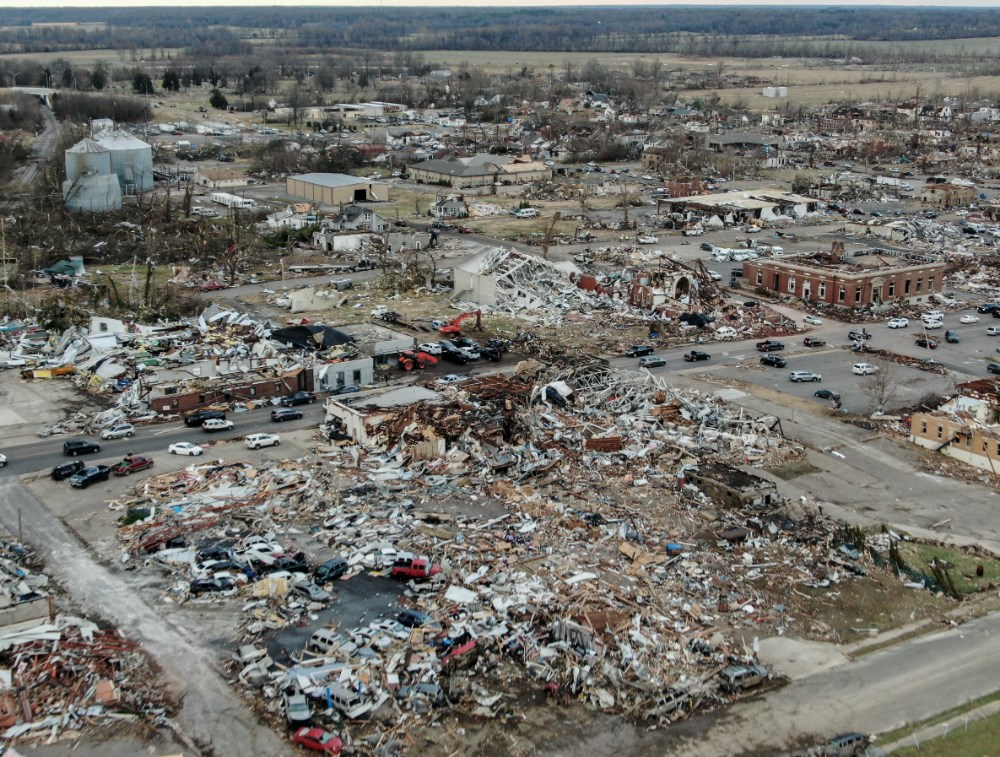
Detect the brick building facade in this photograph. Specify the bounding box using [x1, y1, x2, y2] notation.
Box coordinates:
[741, 247, 946, 309]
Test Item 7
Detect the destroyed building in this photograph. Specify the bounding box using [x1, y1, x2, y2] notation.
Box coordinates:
[684, 463, 780, 509]
[909, 379, 1000, 473]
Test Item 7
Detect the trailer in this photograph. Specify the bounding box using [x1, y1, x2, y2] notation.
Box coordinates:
[211, 192, 257, 209]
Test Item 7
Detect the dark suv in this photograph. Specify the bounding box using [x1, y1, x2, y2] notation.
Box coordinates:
[280, 391, 317, 407]
[624, 345, 655, 358]
[184, 409, 226, 427]
[63, 439, 101, 457]
[271, 408, 303, 423]
[52, 460, 86, 480]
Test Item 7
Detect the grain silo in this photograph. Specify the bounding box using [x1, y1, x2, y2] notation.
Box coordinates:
[63, 174, 123, 212]
[64, 138, 111, 182]
[97, 130, 153, 193]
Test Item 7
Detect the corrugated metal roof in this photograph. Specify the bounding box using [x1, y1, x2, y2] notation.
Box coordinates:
[66, 138, 108, 154]
[289, 173, 379, 188]
[97, 130, 151, 151]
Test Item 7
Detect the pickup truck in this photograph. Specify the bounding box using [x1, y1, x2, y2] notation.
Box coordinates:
[803, 336, 826, 347]
[111, 455, 154, 476]
[756, 340, 785, 352]
[390, 557, 442, 581]
[69, 465, 112, 488]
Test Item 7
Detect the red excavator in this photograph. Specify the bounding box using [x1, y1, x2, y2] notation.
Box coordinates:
[438, 309, 482, 335]
[398, 350, 439, 371]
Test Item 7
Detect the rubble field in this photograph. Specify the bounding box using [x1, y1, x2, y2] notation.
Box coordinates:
[94, 357, 985, 755]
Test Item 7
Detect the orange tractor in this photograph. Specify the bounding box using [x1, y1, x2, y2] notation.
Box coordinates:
[398, 350, 439, 371]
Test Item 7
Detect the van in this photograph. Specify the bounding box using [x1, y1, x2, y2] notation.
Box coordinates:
[638, 356, 667, 368]
[326, 684, 366, 715]
[823, 732, 868, 757]
[514, 208, 539, 219]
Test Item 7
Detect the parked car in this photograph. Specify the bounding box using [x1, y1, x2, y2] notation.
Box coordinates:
[101, 423, 135, 440]
[922, 319, 943, 330]
[848, 329, 872, 341]
[637, 235, 658, 244]
[436, 374, 467, 384]
[390, 556, 442, 581]
[988, 363, 1000, 375]
[802, 315, 823, 326]
[292, 727, 343, 755]
[281, 390, 317, 407]
[976, 303, 1000, 314]
[760, 354, 787, 368]
[624, 345, 655, 357]
[184, 409, 226, 427]
[987, 326, 1000, 336]
[245, 433, 280, 450]
[853, 363, 879, 375]
[684, 350, 711, 362]
[639, 356, 667, 368]
[51, 460, 86, 481]
[63, 439, 101, 457]
[189, 577, 237, 596]
[789, 370, 822, 383]
[456, 225, 473, 234]
[397, 609, 434, 628]
[756, 340, 784, 352]
[291, 580, 331, 603]
[944, 330, 960, 344]
[202, 418, 234, 433]
[284, 690, 312, 723]
[915, 337, 938, 349]
[315, 558, 349, 583]
[479, 347, 503, 362]
[814, 389, 841, 401]
[803, 336, 826, 347]
[700, 242, 714, 251]
[111, 455, 154, 476]
[168, 442, 204, 456]
[199, 282, 227, 292]
[959, 314, 980, 324]
[719, 665, 769, 692]
[823, 732, 869, 757]
[887, 318, 909, 329]
[418, 342, 443, 355]
[742, 300, 760, 308]
[331, 385, 359, 395]
[69, 465, 111, 488]
[271, 408, 303, 422]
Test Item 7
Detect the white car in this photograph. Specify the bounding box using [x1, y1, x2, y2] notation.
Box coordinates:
[417, 342, 443, 355]
[637, 235, 658, 245]
[245, 433, 280, 450]
[803, 315, 823, 326]
[714, 326, 739, 340]
[853, 363, 879, 375]
[641, 174, 654, 181]
[168, 442, 204, 456]
[922, 320, 943, 330]
[437, 374, 468, 384]
[202, 418, 234, 433]
[960, 315, 980, 324]
[707, 270, 723, 282]
[988, 326, 1000, 337]
[887, 318, 909, 329]
[0, 453, 6, 467]
[923, 310, 945, 321]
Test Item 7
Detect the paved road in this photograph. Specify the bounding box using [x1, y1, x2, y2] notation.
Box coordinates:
[677, 611, 1000, 755]
[13, 104, 58, 190]
[0, 477, 291, 757]
[5, 402, 326, 477]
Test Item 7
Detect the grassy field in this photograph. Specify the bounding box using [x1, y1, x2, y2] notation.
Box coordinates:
[898, 542, 1000, 596]
[0, 48, 183, 66]
[878, 691, 1000, 755]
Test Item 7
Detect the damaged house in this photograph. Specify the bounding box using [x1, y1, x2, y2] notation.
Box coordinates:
[909, 379, 1000, 473]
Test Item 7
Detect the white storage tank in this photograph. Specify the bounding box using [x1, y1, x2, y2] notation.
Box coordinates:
[97, 130, 154, 192]
[64, 138, 111, 182]
[63, 174, 123, 212]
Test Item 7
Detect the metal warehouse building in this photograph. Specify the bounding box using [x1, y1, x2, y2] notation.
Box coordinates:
[286, 173, 389, 206]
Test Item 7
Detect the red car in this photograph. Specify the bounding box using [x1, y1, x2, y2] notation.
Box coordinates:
[390, 557, 442, 581]
[457, 225, 473, 234]
[111, 455, 154, 476]
[200, 282, 227, 291]
[292, 727, 342, 754]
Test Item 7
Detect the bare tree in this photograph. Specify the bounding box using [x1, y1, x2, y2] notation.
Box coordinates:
[864, 358, 898, 414]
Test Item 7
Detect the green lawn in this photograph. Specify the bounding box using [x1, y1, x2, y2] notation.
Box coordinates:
[898, 542, 1000, 596]
[893, 709, 1000, 757]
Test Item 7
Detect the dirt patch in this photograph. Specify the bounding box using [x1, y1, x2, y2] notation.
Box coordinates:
[767, 460, 823, 480]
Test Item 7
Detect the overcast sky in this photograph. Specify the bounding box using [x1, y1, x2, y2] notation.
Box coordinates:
[7, 1, 1000, 7]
